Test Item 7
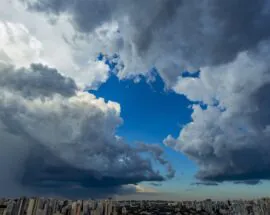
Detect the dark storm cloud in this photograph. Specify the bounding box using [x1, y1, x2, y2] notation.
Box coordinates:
[24, 0, 114, 32]
[176, 57, 270, 184]
[133, 0, 183, 54]
[19, 144, 163, 198]
[233, 180, 262, 186]
[190, 182, 219, 186]
[149, 183, 162, 187]
[194, 142, 270, 183]
[23, 0, 270, 72]
[0, 63, 172, 198]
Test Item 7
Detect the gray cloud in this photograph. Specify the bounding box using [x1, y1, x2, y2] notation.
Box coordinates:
[0, 63, 172, 198]
[136, 142, 176, 179]
[18, 0, 270, 186]
[190, 182, 219, 186]
[149, 183, 162, 187]
[20, 144, 161, 199]
[165, 44, 270, 184]
[0, 63, 77, 99]
[233, 180, 262, 186]
[25, 0, 114, 33]
[22, 0, 270, 83]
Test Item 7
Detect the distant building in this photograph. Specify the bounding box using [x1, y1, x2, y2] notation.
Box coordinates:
[121, 207, 126, 215]
[18, 198, 27, 215]
[26, 199, 35, 215]
[0, 205, 7, 215]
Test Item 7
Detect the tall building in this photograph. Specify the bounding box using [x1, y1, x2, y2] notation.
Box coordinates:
[26, 199, 35, 215]
[51, 199, 57, 215]
[45, 201, 53, 215]
[121, 207, 126, 215]
[93, 207, 100, 215]
[112, 206, 117, 215]
[82, 201, 89, 215]
[0, 205, 7, 215]
[11, 200, 20, 215]
[97, 202, 103, 215]
[18, 198, 28, 215]
[75, 202, 80, 215]
[104, 200, 112, 215]
[5, 201, 15, 215]
[71, 202, 77, 215]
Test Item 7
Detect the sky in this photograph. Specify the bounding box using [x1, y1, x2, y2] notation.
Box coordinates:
[1, 0, 270, 200]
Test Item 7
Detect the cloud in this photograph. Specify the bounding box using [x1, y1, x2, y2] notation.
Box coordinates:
[0, 63, 77, 99]
[0, 21, 43, 67]
[164, 44, 270, 184]
[83, 60, 110, 90]
[134, 185, 158, 193]
[191, 182, 219, 186]
[5, 0, 270, 186]
[233, 180, 262, 186]
[149, 183, 162, 187]
[136, 142, 176, 180]
[0, 5, 111, 89]
[0, 63, 172, 198]
[21, 0, 270, 82]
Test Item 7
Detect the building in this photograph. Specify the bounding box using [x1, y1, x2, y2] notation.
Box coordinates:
[26, 199, 35, 215]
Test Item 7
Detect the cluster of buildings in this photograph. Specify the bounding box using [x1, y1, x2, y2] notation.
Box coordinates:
[0, 198, 117, 215]
[177, 198, 270, 214]
[0, 197, 270, 215]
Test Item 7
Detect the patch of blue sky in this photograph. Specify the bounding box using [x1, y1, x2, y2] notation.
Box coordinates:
[90, 54, 198, 186]
[181, 70, 200, 78]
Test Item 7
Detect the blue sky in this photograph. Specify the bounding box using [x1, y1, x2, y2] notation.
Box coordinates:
[90, 70, 270, 200]
[90, 60, 198, 189]
[91, 72, 191, 143]
[91, 68, 270, 200]
[93, 54, 193, 143]
[89, 55, 270, 200]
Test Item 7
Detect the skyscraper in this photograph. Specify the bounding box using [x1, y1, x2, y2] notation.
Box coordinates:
[121, 207, 126, 215]
[71, 202, 76, 215]
[75, 202, 80, 215]
[26, 199, 35, 215]
[18, 198, 27, 215]
[5, 201, 15, 215]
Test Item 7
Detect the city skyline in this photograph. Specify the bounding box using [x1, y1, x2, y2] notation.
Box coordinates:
[1, 0, 270, 201]
[1, 197, 270, 215]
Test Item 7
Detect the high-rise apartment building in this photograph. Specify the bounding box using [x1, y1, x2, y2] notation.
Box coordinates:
[26, 199, 35, 215]
[0, 205, 7, 215]
[18, 198, 27, 215]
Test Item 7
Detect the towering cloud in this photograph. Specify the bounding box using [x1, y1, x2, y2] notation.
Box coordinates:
[165, 45, 270, 184]
[0, 62, 172, 198]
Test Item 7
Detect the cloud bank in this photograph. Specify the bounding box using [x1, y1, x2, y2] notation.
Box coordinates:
[23, 0, 270, 82]
[0, 62, 173, 198]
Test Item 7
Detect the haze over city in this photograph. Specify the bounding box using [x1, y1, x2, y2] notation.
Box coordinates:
[1, 0, 270, 203]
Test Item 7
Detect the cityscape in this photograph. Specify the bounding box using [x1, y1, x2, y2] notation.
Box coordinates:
[0, 197, 270, 215]
[1, 1, 270, 215]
